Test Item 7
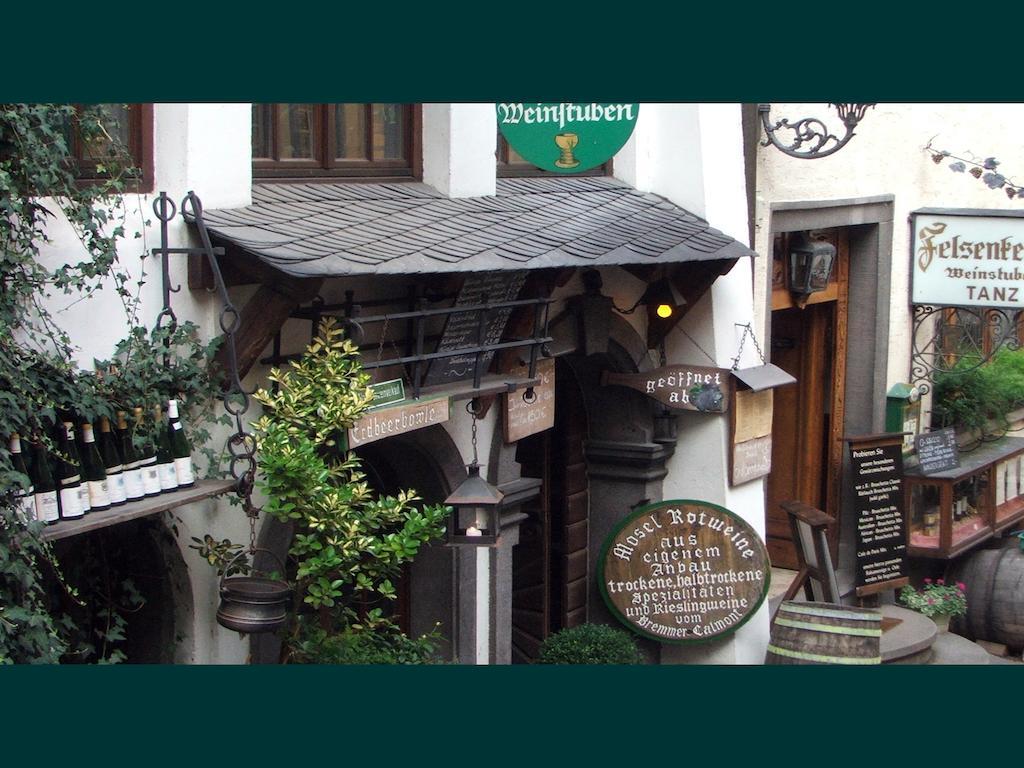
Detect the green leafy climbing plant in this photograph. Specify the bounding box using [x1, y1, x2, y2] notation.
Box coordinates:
[0, 104, 226, 663]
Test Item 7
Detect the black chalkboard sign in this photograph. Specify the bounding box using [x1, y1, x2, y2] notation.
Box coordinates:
[421, 271, 527, 387]
[847, 435, 909, 597]
[915, 428, 960, 475]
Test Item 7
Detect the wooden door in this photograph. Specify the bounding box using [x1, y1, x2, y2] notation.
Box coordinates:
[511, 359, 589, 662]
[766, 230, 848, 569]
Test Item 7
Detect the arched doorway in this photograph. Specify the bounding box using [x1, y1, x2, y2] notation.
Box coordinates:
[48, 518, 192, 663]
[250, 424, 465, 663]
[511, 357, 589, 662]
[510, 310, 666, 663]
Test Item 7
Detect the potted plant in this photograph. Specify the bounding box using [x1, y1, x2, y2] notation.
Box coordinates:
[535, 623, 643, 664]
[899, 578, 968, 633]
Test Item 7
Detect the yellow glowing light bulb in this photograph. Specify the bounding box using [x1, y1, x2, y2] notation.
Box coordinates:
[656, 304, 673, 319]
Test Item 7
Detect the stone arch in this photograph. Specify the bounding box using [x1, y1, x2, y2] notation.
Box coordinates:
[248, 423, 466, 664]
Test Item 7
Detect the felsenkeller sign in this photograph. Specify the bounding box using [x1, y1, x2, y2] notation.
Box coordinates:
[911, 209, 1024, 309]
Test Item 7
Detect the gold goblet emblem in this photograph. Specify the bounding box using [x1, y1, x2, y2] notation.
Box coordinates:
[554, 132, 580, 169]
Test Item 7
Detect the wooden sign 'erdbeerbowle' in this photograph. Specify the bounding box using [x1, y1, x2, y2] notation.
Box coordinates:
[601, 365, 730, 413]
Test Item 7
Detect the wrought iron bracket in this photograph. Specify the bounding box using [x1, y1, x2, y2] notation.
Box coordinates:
[152, 191, 261, 534]
[758, 103, 875, 159]
[910, 304, 1021, 397]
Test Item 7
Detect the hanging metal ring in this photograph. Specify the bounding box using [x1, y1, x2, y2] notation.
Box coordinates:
[152, 194, 177, 223]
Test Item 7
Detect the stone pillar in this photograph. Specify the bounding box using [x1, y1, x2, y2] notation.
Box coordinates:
[584, 439, 675, 626]
[455, 478, 538, 665]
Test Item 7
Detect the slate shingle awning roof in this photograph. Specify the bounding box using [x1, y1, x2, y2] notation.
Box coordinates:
[197, 177, 756, 278]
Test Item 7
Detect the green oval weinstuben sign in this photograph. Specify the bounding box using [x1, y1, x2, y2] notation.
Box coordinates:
[599, 500, 770, 644]
[497, 102, 639, 173]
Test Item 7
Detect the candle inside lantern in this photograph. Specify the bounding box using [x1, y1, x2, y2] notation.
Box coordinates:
[466, 525, 482, 537]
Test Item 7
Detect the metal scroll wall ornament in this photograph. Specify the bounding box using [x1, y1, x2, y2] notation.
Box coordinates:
[910, 304, 1021, 398]
[758, 103, 875, 159]
[152, 191, 280, 634]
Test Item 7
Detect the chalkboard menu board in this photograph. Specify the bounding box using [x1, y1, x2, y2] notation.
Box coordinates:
[599, 500, 769, 644]
[914, 427, 960, 475]
[421, 271, 527, 387]
[847, 434, 909, 597]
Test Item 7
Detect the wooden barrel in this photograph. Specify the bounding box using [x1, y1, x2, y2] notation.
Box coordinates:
[947, 537, 1024, 651]
[766, 601, 882, 665]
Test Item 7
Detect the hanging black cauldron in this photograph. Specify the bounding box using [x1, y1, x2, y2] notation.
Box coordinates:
[216, 549, 291, 635]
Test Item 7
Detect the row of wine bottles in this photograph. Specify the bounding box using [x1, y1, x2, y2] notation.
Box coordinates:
[6, 399, 195, 525]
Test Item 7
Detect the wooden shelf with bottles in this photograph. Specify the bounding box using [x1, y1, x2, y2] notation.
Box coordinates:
[903, 436, 1024, 559]
[42, 478, 236, 542]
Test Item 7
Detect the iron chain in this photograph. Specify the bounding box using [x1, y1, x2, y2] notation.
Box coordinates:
[169, 192, 262, 551]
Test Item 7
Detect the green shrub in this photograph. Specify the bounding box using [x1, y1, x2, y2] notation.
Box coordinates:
[536, 623, 642, 664]
[932, 347, 1024, 434]
[288, 621, 442, 665]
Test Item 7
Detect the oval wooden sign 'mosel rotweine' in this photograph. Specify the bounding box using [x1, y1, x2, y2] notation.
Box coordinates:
[599, 500, 770, 644]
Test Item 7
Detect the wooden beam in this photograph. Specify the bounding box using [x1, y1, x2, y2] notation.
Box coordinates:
[215, 276, 324, 381]
[189, 239, 317, 299]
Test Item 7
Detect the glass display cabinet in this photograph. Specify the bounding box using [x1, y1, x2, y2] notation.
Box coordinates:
[904, 436, 1024, 559]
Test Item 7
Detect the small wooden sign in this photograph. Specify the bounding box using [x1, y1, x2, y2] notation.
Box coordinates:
[731, 434, 773, 486]
[730, 389, 774, 486]
[503, 358, 555, 443]
[599, 500, 769, 644]
[601, 364, 730, 413]
[348, 396, 450, 448]
[846, 433, 909, 597]
[914, 427, 960, 475]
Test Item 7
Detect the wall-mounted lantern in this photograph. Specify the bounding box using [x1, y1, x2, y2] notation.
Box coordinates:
[788, 231, 836, 297]
[639, 276, 687, 322]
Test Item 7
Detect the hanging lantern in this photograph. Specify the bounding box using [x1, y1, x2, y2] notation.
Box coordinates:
[446, 401, 504, 546]
[445, 462, 505, 546]
[216, 548, 292, 634]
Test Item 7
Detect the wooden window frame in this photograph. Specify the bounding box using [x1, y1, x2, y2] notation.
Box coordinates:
[72, 104, 153, 193]
[496, 132, 611, 178]
[253, 103, 420, 182]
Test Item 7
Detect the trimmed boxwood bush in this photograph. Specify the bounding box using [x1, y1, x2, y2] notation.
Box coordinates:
[536, 623, 642, 664]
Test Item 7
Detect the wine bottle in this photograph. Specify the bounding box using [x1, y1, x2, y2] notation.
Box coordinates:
[98, 417, 127, 506]
[62, 422, 91, 514]
[134, 407, 162, 498]
[80, 423, 111, 512]
[8, 433, 37, 521]
[166, 399, 195, 488]
[54, 422, 85, 519]
[154, 404, 179, 493]
[29, 437, 60, 524]
[117, 411, 145, 502]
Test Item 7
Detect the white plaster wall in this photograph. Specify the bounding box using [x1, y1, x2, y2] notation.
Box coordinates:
[755, 102, 1024, 393]
[30, 103, 254, 664]
[619, 104, 769, 664]
[422, 104, 497, 198]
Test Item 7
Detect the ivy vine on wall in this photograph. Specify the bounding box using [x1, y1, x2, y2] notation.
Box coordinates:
[0, 104, 225, 663]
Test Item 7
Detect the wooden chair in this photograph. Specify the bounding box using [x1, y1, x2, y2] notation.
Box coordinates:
[776, 500, 840, 609]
